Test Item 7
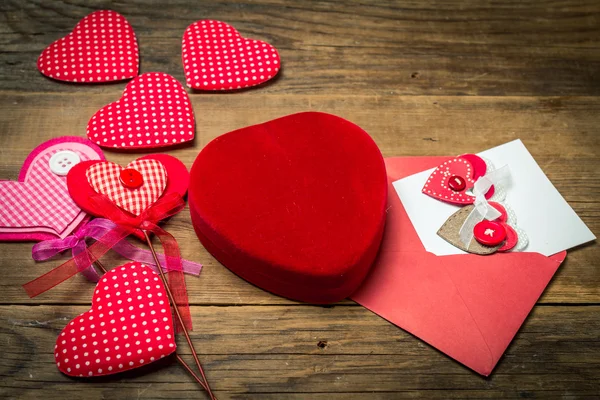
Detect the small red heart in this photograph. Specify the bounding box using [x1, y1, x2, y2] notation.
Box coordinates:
[0, 137, 104, 241]
[86, 159, 167, 216]
[182, 20, 281, 90]
[55, 262, 176, 377]
[87, 72, 195, 149]
[188, 112, 387, 303]
[422, 154, 494, 205]
[37, 10, 139, 83]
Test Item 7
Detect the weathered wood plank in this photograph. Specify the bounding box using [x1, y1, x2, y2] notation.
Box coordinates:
[0, 305, 598, 399]
[0, 94, 597, 305]
[0, 0, 599, 96]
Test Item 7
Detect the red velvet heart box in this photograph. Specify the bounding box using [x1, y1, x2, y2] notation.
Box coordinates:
[189, 112, 388, 303]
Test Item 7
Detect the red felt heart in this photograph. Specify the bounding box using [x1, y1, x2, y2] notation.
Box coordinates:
[87, 72, 195, 149]
[86, 159, 167, 216]
[67, 154, 189, 240]
[55, 262, 176, 377]
[182, 20, 281, 90]
[188, 112, 388, 303]
[37, 10, 139, 83]
[422, 154, 494, 205]
[0, 137, 104, 241]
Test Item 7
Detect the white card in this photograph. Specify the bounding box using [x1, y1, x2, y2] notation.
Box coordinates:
[393, 139, 596, 256]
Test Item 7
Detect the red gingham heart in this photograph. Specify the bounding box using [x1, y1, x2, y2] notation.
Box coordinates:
[86, 159, 167, 216]
[87, 72, 195, 149]
[182, 20, 281, 90]
[55, 262, 176, 377]
[422, 154, 493, 205]
[37, 10, 139, 83]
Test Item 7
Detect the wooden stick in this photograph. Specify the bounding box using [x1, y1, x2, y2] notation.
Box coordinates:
[142, 231, 216, 400]
[87, 251, 210, 393]
[176, 354, 209, 392]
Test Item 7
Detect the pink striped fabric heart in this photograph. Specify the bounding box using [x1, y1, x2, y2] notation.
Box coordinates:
[86, 159, 167, 216]
[0, 137, 104, 241]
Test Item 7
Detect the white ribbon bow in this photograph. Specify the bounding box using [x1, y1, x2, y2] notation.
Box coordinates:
[459, 165, 511, 247]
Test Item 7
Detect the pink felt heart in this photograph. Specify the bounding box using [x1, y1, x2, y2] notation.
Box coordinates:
[55, 262, 176, 377]
[182, 20, 281, 90]
[87, 72, 195, 149]
[0, 137, 104, 241]
[86, 159, 167, 216]
[37, 10, 139, 83]
[422, 154, 493, 205]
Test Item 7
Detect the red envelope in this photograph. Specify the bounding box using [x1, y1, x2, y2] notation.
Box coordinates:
[351, 156, 566, 376]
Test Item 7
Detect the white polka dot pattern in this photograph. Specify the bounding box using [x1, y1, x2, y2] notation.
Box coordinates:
[55, 262, 176, 377]
[182, 20, 280, 90]
[87, 72, 195, 149]
[37, 10, 139, 83]
[86, 159, 167, 216]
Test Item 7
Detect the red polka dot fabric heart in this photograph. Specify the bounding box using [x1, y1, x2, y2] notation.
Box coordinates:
[86, 159, 167, 216]
[87, 72, 195, 149]
[182, 20, 281, 90]
[37, 10, 139, 83]
[55, 262, 176, 377]
[422, 154, 494, 205]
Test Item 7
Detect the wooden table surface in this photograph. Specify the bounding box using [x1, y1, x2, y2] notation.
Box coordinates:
[1, 1, 599, 399]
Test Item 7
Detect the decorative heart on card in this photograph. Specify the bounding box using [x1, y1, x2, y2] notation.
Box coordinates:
[189, 112, 388, 303]
[423, 154, 494, 205]
[37, 10, 139, 83]
[55, 262, 176, 377]
[87, 73, 195, 149]
[437, 201, 519, 255]
[182, 20, 281, 90]
[0, 137, 104, 241]
[86, 159, 167, 216]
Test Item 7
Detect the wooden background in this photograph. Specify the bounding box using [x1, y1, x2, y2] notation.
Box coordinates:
[1, 0, 599, 398]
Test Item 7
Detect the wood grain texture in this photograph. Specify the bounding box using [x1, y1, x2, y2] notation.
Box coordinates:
[0, 0, 599, 399]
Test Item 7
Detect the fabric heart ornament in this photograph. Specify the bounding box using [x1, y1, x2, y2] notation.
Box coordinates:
[437, 201, 521, 255]
[87, 72, 195, 149]
[37, 10, 139, 83]
[86, 159, 167, 216]
[55, 262, 176, 377]
[182, 20, 281, 90]
[422, 154, 494, 205]
[0, 137, 104, 241]
[189, 112, 388, 303]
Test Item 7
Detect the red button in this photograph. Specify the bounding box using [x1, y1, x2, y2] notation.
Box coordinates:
[473, 220, 507, 246]
[448, 175, 466, 191]
[120, 168, 143, 189]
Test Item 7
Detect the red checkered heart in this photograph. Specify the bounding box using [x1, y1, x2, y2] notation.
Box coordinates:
[37, 10, 139, 83]
[182, 20, 281, 90]
[86, 159, 167, 216]
[87, 72, 195, 149]
[55, 262, 176, 377]
[422, 154, 494, 205]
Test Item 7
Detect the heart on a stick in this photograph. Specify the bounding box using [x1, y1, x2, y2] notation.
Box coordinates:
[37, 10, 139, 83]
[86, 159, 167, 216]
[86, 72, 195, 149]
[55, 262, 176, 377]
[182, 20, 281, 90]
[422, 154, 494, 205]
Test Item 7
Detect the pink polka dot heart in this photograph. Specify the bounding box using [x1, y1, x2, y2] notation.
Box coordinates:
[55, 262, 176, 377]
[37, 10, 139, 83]
[182, 20, 281, 90]
[87, 72, 195, 149]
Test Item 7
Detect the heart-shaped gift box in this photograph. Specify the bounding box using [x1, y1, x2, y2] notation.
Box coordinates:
[189, 112, 388, 303]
